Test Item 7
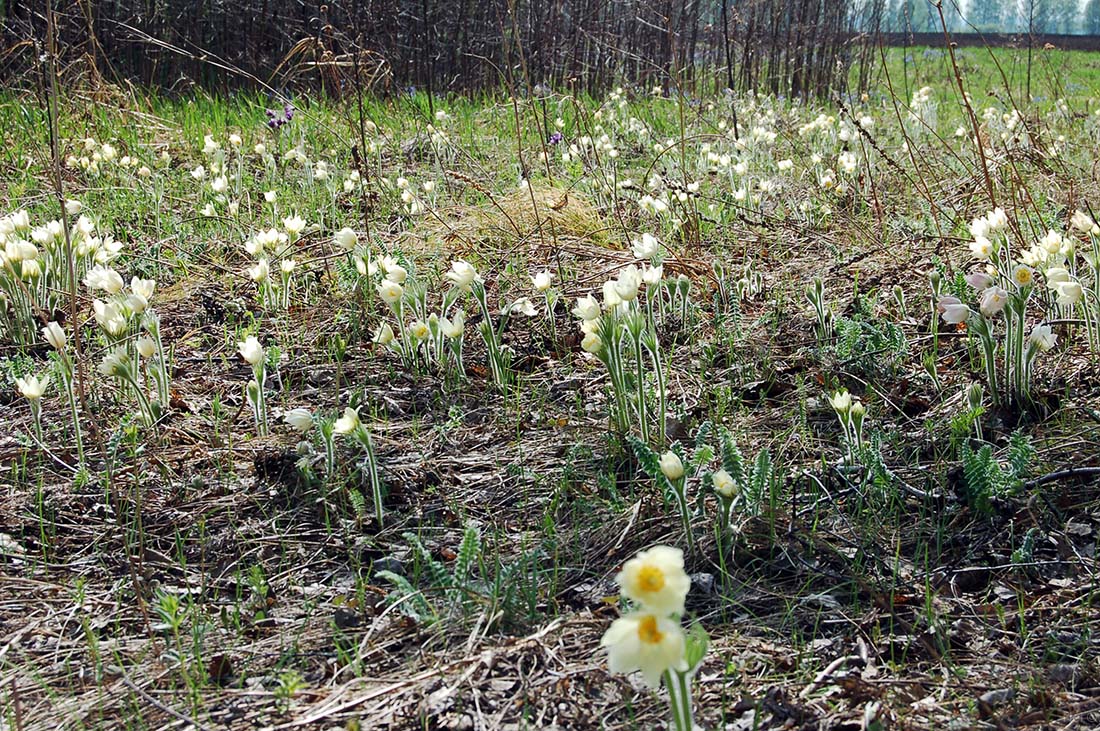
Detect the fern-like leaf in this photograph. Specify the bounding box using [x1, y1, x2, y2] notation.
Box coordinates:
[454, 523, 481, 583]
[402, 532, 452, 589]
[748, 448, 773, 508]
[719, 427, 746, 488]
[375, 570, 431, 618]
[1007, 431, 1035, 480]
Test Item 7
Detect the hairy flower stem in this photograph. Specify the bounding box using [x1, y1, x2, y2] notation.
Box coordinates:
[58, 354, 85, 466]
[632, 334, 649, 443]
[664, 668, 695, 731]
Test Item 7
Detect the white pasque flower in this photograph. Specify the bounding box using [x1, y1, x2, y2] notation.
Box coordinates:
[572, 295, 601, 321]
[829, 390, 852, 414]
[658, 451, 684, 481]
[712, 469, 736, 499]
[631, 233, 660, 259]
[283, 215, 306, 236]
[441, 311, 465, 339]
[601, 611, 688, 688]
[249, 259, 270, 282]
[238, 336, 265, 366]
[616, 545, 690, 615]
[377, 280, 403, 305]
[1030, 324, 1057, 352]
[445, 259, 479, 289]
[372, 322, 395, 345]
[532, 270, 553, 292]
[506, 297, 538, 317]
[333, 407, 361, 434]
[42, 321, 66, 351]
[16, 374, 49, 400]
[283, 408, 314, 433]
[131, 277, 156, 302]
[92, 299, 127, 336]
[334, 227, 357, 251]
[136, 337, 156, 359]
[937, 296, 971, 325]
[979, 287, 1009, 317]
[1055, 281, 1083, 306]
[613, 265, 642, 301]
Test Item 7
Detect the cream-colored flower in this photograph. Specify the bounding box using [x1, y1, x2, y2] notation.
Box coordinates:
[372, 322, 395, 345]
[581, 331, 603, 354]
[136, 337, 156, 358]
[601, 611, 688, 688]
[333, 406, 361, 434]
[829, 390, 852, 414]
[283, 408, 313, 433]
[92, 299, 127, 336]
[42, 321, 66, 351]
[283, 215, 306, 237]
[979, 287, 1009, 317]
[16, 374, 49, 400]
[631, 233, 660, 259]
[1011, 264, 1034, 288]
[249, 259, 270, 282]
[131, 277, 156, 302]
[377, 280, 403, 305]
[441, 310, 465, 339]
[532, 270, 553, 292]
[238, 336, 264, 366]
[658, 451, 684, 481]
[712, 469, 736, 499]
[334, 227, 357, 251]
[1055, 281, 1083, 306]
[445, 259, 479, 289]
[1045, 267, 1070, 289]
[1030, 324, 1057, 352]
[616, 545, 690, 615]
[614, 265, 642, 302]
[572, 295, 601, 321]
[385, 264, 408, 284]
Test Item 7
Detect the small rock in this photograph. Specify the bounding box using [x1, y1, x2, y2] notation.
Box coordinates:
[372, 556, 404, 576]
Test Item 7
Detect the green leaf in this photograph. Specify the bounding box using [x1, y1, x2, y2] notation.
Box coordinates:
[402, 532, 452, 589]
[719, 427, 746, 489]
[454, 523, 481, 583]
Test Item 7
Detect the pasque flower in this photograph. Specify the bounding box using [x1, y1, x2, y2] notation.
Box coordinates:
[601, 612, 688, 688]
[658, 451, 684, 481]
[829, 390, 852, 414]
[532, 270, 553, 292]
[937, 296, 971, 325]
[1030, 324, 1057, 352]
[614, 265, 642, 301]
[42, 321, 66, 351]
[445, 260, 479, 289]
[16, 374, 49, 400]
[238, 336, 265, 366]
[979, 287, 1009, 316]
[712, 469, 736, 499]
[573, 295, 601, 321]
[333, 407, 361, 434]
[334, 227, 357, 251]
[1055, 281, 1083, 306]
[283, 408, 314, 433]
[377, 280, 403, 305]
[616, 545, 690, 616]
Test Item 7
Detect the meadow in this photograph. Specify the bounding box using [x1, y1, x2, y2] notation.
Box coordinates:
[1, 45, 1099, 730]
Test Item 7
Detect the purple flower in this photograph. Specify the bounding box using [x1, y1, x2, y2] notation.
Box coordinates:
[548, 131, 563, 146]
